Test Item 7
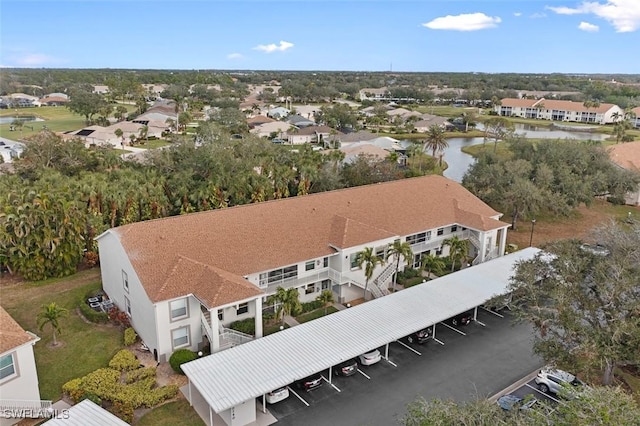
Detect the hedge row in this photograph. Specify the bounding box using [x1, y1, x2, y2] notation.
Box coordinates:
[108, 350, 139, 371]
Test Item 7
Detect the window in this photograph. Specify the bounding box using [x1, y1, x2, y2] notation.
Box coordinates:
[122, 271, 129, 293]
[0, 354, 16, 381]
[323, 257, 329, 268]
[236, 302, 249, 315]
[305, 283, 315, 294]
[375, 246, 386, 259]
[436, 247, 443, 256]
[218, 309, 223, 321]
[321, 280, 330, 290]
[437, 228, 444, 236]
[170, 298, 188, 320]
[451, 225, 458, 232]
[171, 327, 189, 349]
[259, 273, 267, 288]
[406, 232, 427, 245]
[267, 265, 298, 285]
[124, 296, 131, 317]
[350, 253, 359, 269]
[305, 260, 315, 271]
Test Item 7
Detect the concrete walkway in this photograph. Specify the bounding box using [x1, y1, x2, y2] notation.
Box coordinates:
[282, 315, 299, 327]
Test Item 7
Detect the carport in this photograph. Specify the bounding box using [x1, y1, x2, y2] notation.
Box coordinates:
[181, 248, 540, 426]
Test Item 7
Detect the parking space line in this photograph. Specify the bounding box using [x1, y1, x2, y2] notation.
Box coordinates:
[524, 383, 562, 404]
[357, 369, 371, 380]
[475, 320, 486, 327]
[322, 376, 341, 392]
[384, 358, 398, 367]
[287, 386, 310, 407]
[433, 337, 445, 345]
[395, 340, 422, 355]
[480, 306, 504, 318]
[439, 322, 466, 335]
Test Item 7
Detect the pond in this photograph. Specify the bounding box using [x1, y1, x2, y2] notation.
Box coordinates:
[0, 116, 45, 124]
[441, 123, 611, 182]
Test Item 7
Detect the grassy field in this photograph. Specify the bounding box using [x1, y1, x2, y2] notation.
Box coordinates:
[1, 269, 123, 400]
[137, 400, 205, 426]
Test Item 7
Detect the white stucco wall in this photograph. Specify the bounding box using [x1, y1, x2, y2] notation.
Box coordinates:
[0, 342, 41, 426]
[218, 400, 256, 426]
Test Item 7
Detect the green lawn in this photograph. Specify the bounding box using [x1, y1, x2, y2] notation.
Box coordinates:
[0, 106, 86, 139]
[137, 400, 205, 426]
[415, 105, 479, 118]
[296, 306, 338, 323]
[2, 279, 123, 400]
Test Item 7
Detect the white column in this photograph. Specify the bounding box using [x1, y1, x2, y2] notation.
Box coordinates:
[499, 228, 507, 256]
[478, 233, 487, 263]
[254, 297, 263, 338]
[210, 309, 220, 353]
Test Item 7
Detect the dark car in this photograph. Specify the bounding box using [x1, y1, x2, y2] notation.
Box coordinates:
[333, 358, 358, 377]
[295, 372, 324, 391]
[445, 311, 473, 326]
[407, 327, 433, 344]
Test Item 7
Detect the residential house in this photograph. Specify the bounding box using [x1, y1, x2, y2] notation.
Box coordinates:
[266, 107, 290, 119]
[286, 125, 338, 145]
[96, 176, 510, 363]
[7, 94, 39, 108]
[92, 85, 109, 94]
[337, 130, 379, 144]
[496, 98, 623, 124]
[250, 121, 292, 139]
[631, 107, 640, 129]
[286, 114, 315, 128]
[39, 96, 68, 107]
[414, 114, 452, 132]
[386, 108, 422, 120]
[64, 121, 165, 148]
[340, 142, 393, 164]
[607, 140, 640, 206]
[292, 105, 320, 120]
[358, 87, 390, 101]
[0, 306, 43, 426]
[246, 115, 275, 129]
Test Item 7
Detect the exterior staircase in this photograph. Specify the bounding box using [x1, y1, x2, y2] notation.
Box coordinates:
[201, 309, 253, 353]
[372, 263, 396, 295]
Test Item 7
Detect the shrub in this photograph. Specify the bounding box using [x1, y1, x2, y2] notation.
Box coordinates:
[109, 349, 139, 372]
[145, 384, 179, 406]
[607, 195, 626, 205]
[112, 401, 134, 424]
[83, 251, 99, 267]
[300, 300, 323, 313]
[62, 378, 84, 402]
[108, 307, 131, 328]
[229, 318, 255, 335]
[123, 327, 137, 346]
[78, 300, 109, 323]
[114, 377, 156, 408]
[81, 368, 121, 401]
[80, 393, 102, 407]
[169, 349, 198, 374]
[124, 367, 156, 384]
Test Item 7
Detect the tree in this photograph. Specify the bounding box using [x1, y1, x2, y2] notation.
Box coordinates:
[386, 240, 413, 292]
[267, 287, 302, 325]
[316, 290, 334, 315]
[442, 235, 469, 272]
[66, 90, 108, 124]
[423, 125, 448, 166]
[401, 386, 640, 426]
[420, 253, 446, 278]
[509, 221, 640, 385]
[460, 111, 477, 132]
[483, 117, 514, 152]
[114, 128, 124, 147]
[138, 125, 148, 143]
[356, 247, 384, 299]
[37, 302, 68, 346]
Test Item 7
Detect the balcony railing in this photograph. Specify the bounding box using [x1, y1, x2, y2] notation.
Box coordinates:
[262, 269, 331, 293]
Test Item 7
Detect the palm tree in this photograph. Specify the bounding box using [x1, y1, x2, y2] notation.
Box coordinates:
[268, 287, 302, 325]
[37, 302, 68, 346]
[442, 236, 469, 272]
[316, 290, 334, 315]
[424, 125, 448, 167]
[386, 240, 413, 292]
[357, 247, 384, 300]
[420, 253, 446, 278]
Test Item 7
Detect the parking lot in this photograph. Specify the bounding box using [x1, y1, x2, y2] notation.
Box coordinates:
[269, 307, 543, 426]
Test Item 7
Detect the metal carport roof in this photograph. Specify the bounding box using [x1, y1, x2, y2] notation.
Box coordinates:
[182, 247, 540, 413]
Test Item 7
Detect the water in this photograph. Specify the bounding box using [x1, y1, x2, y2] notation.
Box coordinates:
[441, 124, 610, 182]
[0, 116, 44, 124]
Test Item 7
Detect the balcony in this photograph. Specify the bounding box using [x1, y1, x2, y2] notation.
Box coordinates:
[262, 269, 331, 294]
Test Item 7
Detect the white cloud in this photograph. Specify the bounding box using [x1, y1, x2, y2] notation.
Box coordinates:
[547, 0, 640, 32]
[514, 12, 522, 17]
[253, 40, 294, 53]
[227, 53, 244, 60]
[530, 12, 547, 19]
[422, 13, 501, 31]
[578, 21, 600, 31]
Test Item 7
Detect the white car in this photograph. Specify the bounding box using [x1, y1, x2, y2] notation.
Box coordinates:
[358, 349, 382, 366]
[535, 367, 583, 396]
[265, 387, 289, 404]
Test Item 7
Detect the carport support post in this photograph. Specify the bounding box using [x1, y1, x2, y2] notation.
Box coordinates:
[474, 306, 478, 321]
[328, 366, 333, 384]
[385, 343, 389, 360]
[262, 395, 266, 413]
[209, 405, 213, 426]
[188, 379, 192, 405]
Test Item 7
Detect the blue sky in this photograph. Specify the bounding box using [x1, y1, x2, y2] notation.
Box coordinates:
[1, 1, 639, 73]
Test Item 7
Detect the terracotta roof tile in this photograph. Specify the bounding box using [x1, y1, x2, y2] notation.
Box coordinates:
[500, 98, 539, 108]
[112, 176, 507, 303]
[0, 306, 37, 353]
[608, 141, 640, 172]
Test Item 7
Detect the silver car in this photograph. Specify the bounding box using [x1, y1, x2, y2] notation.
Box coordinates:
[535, 367, 583, 396]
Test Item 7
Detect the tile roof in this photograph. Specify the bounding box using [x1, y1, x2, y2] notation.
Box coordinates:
[499, 98, 539, 108]
[608, 141, 640, 172]
[339, 130, 378, 143]
[109, 176, 507, 305]
[500, 98, 619, 113]
[0, 306, 37, 354]
[292, 125, 335, 135]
